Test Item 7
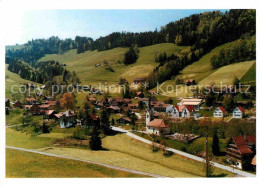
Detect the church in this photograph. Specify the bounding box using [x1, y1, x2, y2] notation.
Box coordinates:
[146, 98, 170, 136]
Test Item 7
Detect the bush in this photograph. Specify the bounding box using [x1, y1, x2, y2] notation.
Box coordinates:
[72, 126, 85, 140]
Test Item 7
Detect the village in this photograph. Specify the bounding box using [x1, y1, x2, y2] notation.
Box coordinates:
[5, 77, 256, 174]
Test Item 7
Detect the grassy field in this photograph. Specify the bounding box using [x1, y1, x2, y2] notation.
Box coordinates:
[240, 62, 256, 83]
[6, 128, 54, 149]
[6, 148, 145, 178]
[37, 134, 234, 177]
[38, 43, 187, 85]
[199, 60, 255, 86]
[6, 108, 24, 125]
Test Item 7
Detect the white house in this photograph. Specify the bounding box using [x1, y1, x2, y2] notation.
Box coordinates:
[146, 119, 170, 135]
[213, 106, 227, 118]
[170, 106, 182, 118]
[232, 107, 245, 119]
[55, 110, 77, 128]
[180, 106, 194, 118]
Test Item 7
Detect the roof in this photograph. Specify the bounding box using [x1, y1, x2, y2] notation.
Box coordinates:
[123, 98, 131, 103]
[251, 155, 256, 165]
[181, 98, 202, 106]
[128, 103, 138, 107]
[54, 113, 63, 118]
[138, 98, 149, 101]
[232, 136, 256, 154]
[5, 98, 10, 102]
[147, 119, 169, 128]
[185, 79, 195, 83]
[134, 78, 146, 82]
[174, 105, 185, 112]
[38, 104, 51, 109]
[88, 97, 96, 101]
[89, 114, 99, 121]
[45, 101, 56, 106]
[14, 100, 22, 104]
[237, 106, 245, 113]
[183, 106, 194, 112]
[118, 117, 131, 122]
[26, 97, 36, 102]
[154, 103, 169, 109]
[108, 106, 121, 110]
[136, 91, 143, 96]
[45, 110, 55, 115]
[216, 106, 227, 113]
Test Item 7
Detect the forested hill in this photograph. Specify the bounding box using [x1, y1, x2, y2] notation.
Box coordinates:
[6, 9, 255, 65]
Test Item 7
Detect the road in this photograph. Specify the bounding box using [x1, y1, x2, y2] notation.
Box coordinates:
[6, 145, 168, 178]
[112, 126, 255, 177]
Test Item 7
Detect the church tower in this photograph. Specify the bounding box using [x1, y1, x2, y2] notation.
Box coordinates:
[145, 96, 154, 128]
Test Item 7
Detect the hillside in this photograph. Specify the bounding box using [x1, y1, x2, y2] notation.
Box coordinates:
[5, 64, 41, 99]
[199, 60, 256, 86]
[153, 39, 256, 98]
[38, 43, 187, 85]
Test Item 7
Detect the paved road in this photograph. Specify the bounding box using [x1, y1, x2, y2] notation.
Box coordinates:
[6, 145, 168, 178]
[112, 126, 256, 177]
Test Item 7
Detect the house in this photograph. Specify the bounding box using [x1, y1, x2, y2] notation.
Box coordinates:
[108, 106, 121, 113]
[38, 104, 51, 111]
[26, 97, 36, 105]
[122, 98, 131, 106]
[170, 106, 184, 118]
[138, 98, 149, 106]
[232, 107, 245, 119]
[88, 114, 100, 128]
[40, 85, 46, 89]
[55, 110, 76, 128]
[25, 104, 41, 115]
[43, 110, 57, 120]
[153, 102, 172, 112]
[213, 106, 227, 118]
[135, 91, 144, 98]
[185, 79, 196, 86]
[119, 78, 128, 85]
[26, 83, 36, 89]
[180, 98, 202, 111]
[128, 103, 138, 110]
[226, 135, 256, 169]
[13, 100, 23, 108]
[5, 98, 10, 107]
[180, 106, 194, 118]
[149, 90, 157, 95]
[88, 97, 96, 103]
[133, 78, 146, 84]
[146, 119, 170, 135]
[116, 117, 131, 124]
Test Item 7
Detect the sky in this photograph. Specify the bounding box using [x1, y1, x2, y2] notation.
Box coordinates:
[5, 9, 227, 45]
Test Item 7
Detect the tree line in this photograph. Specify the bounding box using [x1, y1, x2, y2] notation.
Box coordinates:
[210, 35, 256, 69]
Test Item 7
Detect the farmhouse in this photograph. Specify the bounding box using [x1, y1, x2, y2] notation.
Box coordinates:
[133, 77, 146, 84]
[116, 117, 131, 124]
[180, 106, 194, 118]
[26, 97, 36, 104]
[153, 102, 172, 112]
[170, 106, 185, 118]
[43, 110, 57, 120]
[25, 104, 41, 115]
[213, 106, 227, 118]
[55, 110, 76, 128]
[136, 91, 144, 98]
[108, 106, 121, 113]
[232, 107, 245, 119]
[13, 100, 23, 108]
[180, 98, 202, 111]
[226, 135, 256, 169]
[146, 119, 170, 135]
[185, 79, 196, 86]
